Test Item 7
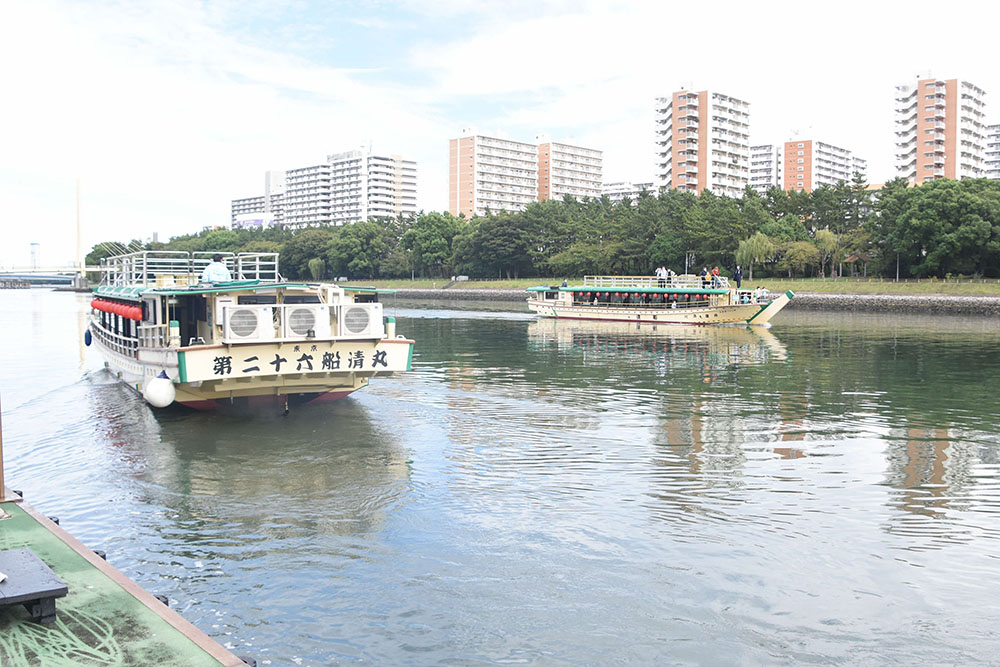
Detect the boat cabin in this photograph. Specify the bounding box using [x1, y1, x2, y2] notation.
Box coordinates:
[91, 251, 391, 359]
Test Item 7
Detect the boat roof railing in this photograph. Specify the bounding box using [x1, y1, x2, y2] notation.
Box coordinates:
[582, 274, 731, 290]
[99, 251, 282, 287]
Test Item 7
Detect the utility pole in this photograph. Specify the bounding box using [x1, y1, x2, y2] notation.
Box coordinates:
[76, 179, 82, 271]
[75, 179, 87, 288]
[0, 393, 6, 503]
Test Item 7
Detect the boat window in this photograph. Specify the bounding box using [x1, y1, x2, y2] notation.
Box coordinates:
[238, 295, 278, 304]
[143, 298, 158, 324]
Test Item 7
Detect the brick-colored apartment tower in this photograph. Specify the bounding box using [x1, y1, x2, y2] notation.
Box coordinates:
[895, 77, 987, 184]
[654, 89, 750, 197]
[449, 132, 538, 218]
[536, 136, 602, 202]
[449, 131, 602, 217]
[783, 140, 867, 193]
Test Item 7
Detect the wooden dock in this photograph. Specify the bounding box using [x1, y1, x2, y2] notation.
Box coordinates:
[0, 497, 248, 666]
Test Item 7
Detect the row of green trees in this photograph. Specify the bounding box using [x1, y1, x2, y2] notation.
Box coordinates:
[88, 176, 1000, 281]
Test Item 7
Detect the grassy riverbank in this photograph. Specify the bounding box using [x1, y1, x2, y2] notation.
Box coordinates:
[348, 277, 1000, 296]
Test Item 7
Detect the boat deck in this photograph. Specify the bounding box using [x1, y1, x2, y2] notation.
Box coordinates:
[0, 499, 245, 666]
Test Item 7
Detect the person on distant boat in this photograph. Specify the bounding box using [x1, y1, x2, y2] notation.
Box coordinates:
[700, 267, 709, 288]
[201, 254, 232, 282]
[561, 279, 568, 287]
[711, 266, 720, 287]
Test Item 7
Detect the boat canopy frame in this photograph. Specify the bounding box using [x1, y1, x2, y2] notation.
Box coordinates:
[99, 251, 282, 288]
[527, 274, 734, 296]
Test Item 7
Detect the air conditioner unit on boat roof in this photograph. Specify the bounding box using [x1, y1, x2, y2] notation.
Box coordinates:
[281, 305, 332, 339]
[223, 305, 275, 342]
[339, 303, 384, 338]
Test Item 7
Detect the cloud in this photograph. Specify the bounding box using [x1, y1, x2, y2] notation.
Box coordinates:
[2, 0, 998, 268]
[0, 0, 452, 266]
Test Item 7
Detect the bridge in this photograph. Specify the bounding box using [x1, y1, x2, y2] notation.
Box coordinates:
[0, 266, 100, 286]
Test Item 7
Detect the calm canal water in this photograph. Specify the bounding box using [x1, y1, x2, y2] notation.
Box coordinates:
[2, 289, 1000, 665]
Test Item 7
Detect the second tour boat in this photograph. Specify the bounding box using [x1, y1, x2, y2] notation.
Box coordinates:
[527, 274, 793, 326]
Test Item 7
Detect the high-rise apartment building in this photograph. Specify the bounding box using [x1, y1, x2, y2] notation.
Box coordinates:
[449, 132, 538, 218]
[536, 135, 603, 201]
[449, 130, 602, 217]
[895, 77, 987, 184]
[783, 140, 867, 192]
[986, 124, 1000, 180]
[749, 145, 781, 194]
[601, 181, 656, 204]
[231, 170, 286, 227]
[654, 89, 750, 197]
[232, 150, 417, 230]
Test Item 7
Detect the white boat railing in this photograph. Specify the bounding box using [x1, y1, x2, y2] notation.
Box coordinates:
[91, 320, 139, 357]
[100, 251, 282, 287]
[583, 274, 731, 289]
[138, 323, 170, 348]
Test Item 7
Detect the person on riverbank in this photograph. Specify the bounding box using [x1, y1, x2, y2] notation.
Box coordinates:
[734, 265, 743, 289]
[201, 254, 232, 282]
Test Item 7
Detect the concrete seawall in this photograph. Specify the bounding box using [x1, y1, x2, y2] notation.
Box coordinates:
[387, 288, 1000, 315]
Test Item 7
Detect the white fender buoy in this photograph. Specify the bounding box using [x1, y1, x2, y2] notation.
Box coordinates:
[143, 371, 176, 408]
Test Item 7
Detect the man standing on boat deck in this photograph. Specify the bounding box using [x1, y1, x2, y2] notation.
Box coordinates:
[201, 254, 232, 282]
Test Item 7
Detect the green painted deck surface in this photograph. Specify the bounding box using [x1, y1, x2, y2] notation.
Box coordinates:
[0, 502, 227, 666]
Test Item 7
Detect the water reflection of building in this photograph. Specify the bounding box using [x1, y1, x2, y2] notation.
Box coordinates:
[884, 425, 976, 518]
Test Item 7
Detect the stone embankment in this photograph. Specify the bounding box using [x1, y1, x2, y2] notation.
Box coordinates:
[786, 292, 1000, 315]
[388, 288, 1000, 315]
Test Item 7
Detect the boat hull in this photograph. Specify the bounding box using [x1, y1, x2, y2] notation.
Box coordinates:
[527, 302, 768, 325]
[91, 329, 413, 410]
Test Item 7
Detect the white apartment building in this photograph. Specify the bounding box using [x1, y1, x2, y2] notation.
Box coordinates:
[986, 124, 1000, 180]
[326, 150, 418, 226]
[749, 145, 781, 194]
[232, 195, 266, 227]
[231, 170, 286, 227]
[232, 151, 417, 230]
[449, 131, 540, 217]
[536, 134, 603, 201]
[783, 140, 867, 192]
[895, 77, 987, 184]
[601, 181, 656, 204]
[655, 89, 750, 198]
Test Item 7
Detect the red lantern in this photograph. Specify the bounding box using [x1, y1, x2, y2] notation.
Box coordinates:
[133, 306, 143, 320]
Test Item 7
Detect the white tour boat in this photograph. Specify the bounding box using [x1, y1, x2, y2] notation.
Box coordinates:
[527, 274, 793, 326]
[87, 251, 414, 411]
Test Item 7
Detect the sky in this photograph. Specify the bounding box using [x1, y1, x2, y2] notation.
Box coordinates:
[2, 0, 999, 268]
